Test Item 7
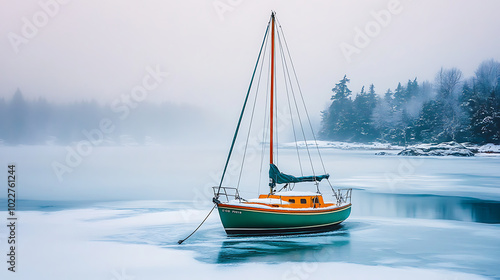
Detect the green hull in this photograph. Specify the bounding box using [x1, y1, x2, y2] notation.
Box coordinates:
[217, 204, 351, 235]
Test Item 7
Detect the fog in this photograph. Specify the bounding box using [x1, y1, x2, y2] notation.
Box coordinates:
[1, 0, 500, 129]
[0, 89, 227, 146]
[1, 0, 499, 201]
[2, 4, 500, 279]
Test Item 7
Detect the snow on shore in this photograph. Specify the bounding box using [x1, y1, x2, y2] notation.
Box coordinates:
[282, 141, 500, 156]
[281, 141, 403, 150]
[398, 142, 474, 157]
[477, 143, 500, 153]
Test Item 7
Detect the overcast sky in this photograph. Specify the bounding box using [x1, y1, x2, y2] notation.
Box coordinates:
[1, 0, 500, 119]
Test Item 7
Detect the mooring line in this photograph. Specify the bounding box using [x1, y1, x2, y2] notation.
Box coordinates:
[177, 204, 216, 245]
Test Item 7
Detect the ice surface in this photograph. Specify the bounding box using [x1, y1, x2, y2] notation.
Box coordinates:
[0, 146, 499, 279]
[1, 145, 499, 201]
[0, 202, 497, 280]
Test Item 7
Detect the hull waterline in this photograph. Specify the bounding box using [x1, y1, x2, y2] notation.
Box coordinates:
[216, 203, 351, 235]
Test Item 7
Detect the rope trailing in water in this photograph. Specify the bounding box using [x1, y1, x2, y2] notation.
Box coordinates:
[177, 204, 216, 245]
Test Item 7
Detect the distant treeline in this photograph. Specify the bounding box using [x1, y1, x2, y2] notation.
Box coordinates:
[0, 91, 204, 145]
[320, 59, 500, 145]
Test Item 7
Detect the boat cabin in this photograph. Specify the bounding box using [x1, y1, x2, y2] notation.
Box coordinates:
[245, 191, 335, 209]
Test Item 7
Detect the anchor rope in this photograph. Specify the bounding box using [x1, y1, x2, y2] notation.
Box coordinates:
[177, 205, 216, 245]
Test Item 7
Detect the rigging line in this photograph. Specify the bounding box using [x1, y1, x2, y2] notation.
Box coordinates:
[276, 18, 328, 176]
[236, 29, 269, 190]
[177, 204, 216, 245]
[326, 178, 337, 193]
[275, 26, 316, 178]
[216, 19, 270, 196]
[276, 29, 303, 176]
[258, 40, 272, 195]
[183, 18, 271, 246]
[326, 178, 340, 203]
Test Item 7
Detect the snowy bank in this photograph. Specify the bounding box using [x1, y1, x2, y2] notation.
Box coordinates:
[397, 142, 475, 157]
[281, 140, 403, 150]
[397, 142, 500, 157]
[478, 143, 500, 153]
[282, 140, 500, 156]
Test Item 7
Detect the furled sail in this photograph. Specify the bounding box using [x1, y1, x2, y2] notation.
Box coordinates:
[269, 164, 329, 185]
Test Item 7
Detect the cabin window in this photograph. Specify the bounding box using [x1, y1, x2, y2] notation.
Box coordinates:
[288, 199, 295, 203]
[300, 199, 307, 204]
[312, 197, 319, 204]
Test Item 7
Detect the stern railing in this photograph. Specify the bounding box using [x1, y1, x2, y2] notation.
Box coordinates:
[333, 188, 352, 206]
[212, 186, 245, 203]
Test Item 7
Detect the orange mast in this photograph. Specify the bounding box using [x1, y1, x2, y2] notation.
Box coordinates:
[270, 12, 275, 165]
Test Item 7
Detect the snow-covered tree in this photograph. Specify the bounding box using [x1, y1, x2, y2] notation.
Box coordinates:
[320, 75, 355, 140]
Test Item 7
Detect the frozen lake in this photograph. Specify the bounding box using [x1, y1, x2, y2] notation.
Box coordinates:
[0, 146, 499, 279]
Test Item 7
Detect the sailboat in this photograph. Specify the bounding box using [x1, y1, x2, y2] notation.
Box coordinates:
[212, 12, 352, 235]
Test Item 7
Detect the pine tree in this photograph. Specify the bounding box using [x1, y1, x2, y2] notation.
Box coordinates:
[0, 97, 6, 143]
[406, 78, 419, 101]
[321, 75, 355, 140]
[471, 93, 500, 143]
[384, 88, 393, 103]
[455, 81, 476, 142]
[321, 59, 500, 145]
[414, 100, 443, 142]
[352, 85, 378, 141]
[393, 82, 406, 108]
[7, 89, 28, 143]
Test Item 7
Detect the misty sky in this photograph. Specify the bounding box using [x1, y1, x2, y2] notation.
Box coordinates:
[1, 0, 500, 120]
